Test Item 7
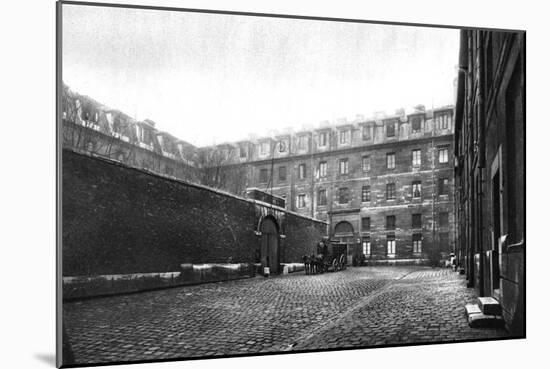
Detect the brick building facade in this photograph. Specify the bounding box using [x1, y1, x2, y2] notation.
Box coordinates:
[454, 29, 525, 335]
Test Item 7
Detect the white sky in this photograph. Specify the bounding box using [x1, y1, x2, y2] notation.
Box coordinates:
[62, 4, 459, 147]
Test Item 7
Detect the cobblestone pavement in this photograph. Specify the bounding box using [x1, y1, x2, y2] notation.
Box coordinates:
[63, 267, 511, 365]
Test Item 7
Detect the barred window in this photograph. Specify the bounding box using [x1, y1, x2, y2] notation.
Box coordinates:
[318, 189, 327, 206]
[387, 153, 396, 169]
[361, 185, 371, 202]
[386, 183, 396, 199]
[412, 181, 422, 198]
[413, 233, 422, 253]
[412, 149, 421, 167]
[362, 156, 371, 172]
[386, 215, 396, 230]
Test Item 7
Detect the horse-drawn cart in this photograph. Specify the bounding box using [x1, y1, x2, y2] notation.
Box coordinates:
[304, 241, 347, 274]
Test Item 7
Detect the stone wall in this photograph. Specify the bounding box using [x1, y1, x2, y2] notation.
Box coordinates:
[62, 149, 326, 298]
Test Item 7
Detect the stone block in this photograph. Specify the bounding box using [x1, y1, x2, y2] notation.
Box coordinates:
[464, 303, 481, 316]
[468, 313, 504, 328]
[478, 296, 502, 315]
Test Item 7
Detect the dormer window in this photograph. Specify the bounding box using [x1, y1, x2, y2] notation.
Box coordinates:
[278, 140, 287, 153]
[387, 121, 396, 137]
[362, 125, 371, 140]
[339, 130, 351, 144]
[298, 136, 308, 151]
[260, 141, 270, 155]
[318, 132, 328, 147]
[411, 116, 422, 132]
[435, 113, 451, 130]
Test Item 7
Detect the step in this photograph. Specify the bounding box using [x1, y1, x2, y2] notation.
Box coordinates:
[467, 312, 504, 328]
[477, 297, 502, 315]
[464, 303, 482, 316]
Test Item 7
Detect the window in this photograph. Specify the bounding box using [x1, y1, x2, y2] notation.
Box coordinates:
[240, 145, 247, 158]
[318, 132, 328, 147]
[298, 136, 308, 151]
[412, 213, 422, 229]
[361, 217, 371, 231]
[319, 161, 327, 178]
[412, 149, 421, 167]
[412, 181, 422, 198]
[387, 121, 396, 137]
[338, 187, 350, 204]
[438, 178, 449, 195]
[438, 147, 449, 163]
[387, 153, 396, 169]
[362, 156, 370, 172]
[387, 236, 396, 255]
[362, 126, 371, 140]
[386, 183, 396, 199]
[297, 194, 306, 208]
[362, 238, 371, 256]
[318, 189, 327, 206]
[298, 164, 307, 179]
[435, 113, 450, 130]
[411, 116, 422, 132]
[386, 215, 396, 230]
[361, 185, 371, 202]
[259, 168, 268, 183]
[279, 166, 287, 182]
[339, 158, 349, 175]
[339, 130, 350, 144]
[278, 140, 287, 153]
[260, 141, 270, 155]
[413, 234, 422, 253]
[439, 212, 449, 227]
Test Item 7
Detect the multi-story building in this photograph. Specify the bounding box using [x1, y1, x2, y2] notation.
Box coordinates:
[454, 29, 525, 335]
[61, 82, 456, 267]
[212, 106, 456, 266]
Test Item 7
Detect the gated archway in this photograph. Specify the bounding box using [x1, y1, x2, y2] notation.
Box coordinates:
[260, 216, 280, 273]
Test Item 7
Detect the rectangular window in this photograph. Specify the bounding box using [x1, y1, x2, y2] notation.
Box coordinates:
[386, 183, 396, 200]
[362, 126, 371, 140]
[412, 149, 421, 167]
[338, 187, 350, 204]
[411, 116, 422, 132]
[438, 147, 449, 163]
[297, 194, 306, 208]
[386, 215, 396, 230]
[361, 185, 371, 202]
[298, 164, 307, 179]
[298, 136, 308, 150]
[278, 140, 287, 153]
[362, 238, 371, 256]
[319, 161, 327, 178]
[339, 130, 350, 144]
[339, 158, 349, 175]
[413, 234, 422, 253]
[412, 181, 422, 198]
[259, 168, 268, 183]
[260, 141, 270, 155]
[318, 189, 327, 206]
[319, 132, 328, 147]
[362, 156, 370, 172]
[387, 121, 396, 137]
[387, 153, 396, 169]
[278, 166, 287, 182]
[436, 114, 450, 130]
[387, 236, 396, 255]
[439, 212, 449, 227]
[438, 178, 449, 195]
[361, 217, 371, 231]
[240, 146, 247, 158]
[412, 213, 422, 229]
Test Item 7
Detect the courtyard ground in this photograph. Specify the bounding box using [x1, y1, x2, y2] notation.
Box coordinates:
[63, 266, 513, 366]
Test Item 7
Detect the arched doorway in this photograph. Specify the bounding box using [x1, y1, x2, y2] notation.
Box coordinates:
[260, 217, 279, 273]
[333, 221, 354, 265]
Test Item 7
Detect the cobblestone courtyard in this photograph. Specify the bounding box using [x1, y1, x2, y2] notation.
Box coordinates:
[64, 266, 512, 365]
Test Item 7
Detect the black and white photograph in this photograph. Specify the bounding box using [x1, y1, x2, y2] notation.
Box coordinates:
[54, 0, 526, 367]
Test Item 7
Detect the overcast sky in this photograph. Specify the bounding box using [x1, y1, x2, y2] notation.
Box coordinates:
[62, 4, 459, 147]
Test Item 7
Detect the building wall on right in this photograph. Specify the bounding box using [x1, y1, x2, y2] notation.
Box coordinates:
[454, 29, 525, 336]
